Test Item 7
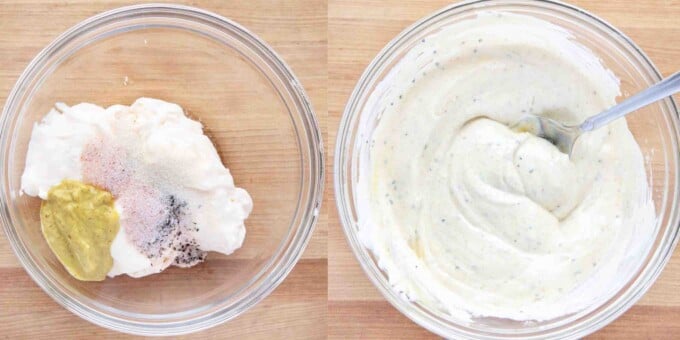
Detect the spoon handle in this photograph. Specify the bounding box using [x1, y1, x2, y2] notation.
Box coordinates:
[580, 71, 680, 132]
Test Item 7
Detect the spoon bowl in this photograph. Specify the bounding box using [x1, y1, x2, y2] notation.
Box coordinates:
[512, 71, 680, 155]
[511, 114, 581, 154]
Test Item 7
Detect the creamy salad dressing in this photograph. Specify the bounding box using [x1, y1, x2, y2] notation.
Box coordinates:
[357, 13, 655, 320]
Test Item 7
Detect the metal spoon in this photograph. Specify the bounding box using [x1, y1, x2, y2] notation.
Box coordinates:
[511, 71, 680, 155]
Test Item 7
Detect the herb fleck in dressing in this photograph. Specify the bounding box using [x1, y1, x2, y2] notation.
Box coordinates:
[358, 12, 655, 321]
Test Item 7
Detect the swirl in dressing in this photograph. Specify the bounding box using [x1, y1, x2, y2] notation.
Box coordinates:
[357, 12, 655, 321]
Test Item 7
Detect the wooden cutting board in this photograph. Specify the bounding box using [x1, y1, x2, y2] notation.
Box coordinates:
[0, 1, 327, 339]
[328, 0, 680, 339]
[2, 0, 680, 338]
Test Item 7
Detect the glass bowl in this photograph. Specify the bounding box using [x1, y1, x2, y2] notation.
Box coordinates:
[0, 4, 323, 336]
[335, 0, 679, 338]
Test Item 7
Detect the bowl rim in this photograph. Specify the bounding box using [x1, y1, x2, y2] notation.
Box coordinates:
[334, 0, 680, 338]
[0, 3, 324, 336]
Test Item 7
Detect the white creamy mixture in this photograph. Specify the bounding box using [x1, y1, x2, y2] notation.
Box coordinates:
[357, 13, 655, 321]
[22, 98, 252, 278]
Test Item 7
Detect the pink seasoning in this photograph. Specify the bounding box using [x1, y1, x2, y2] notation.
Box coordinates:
[81, 138, 132, 197]
[80, 138, 205, 266]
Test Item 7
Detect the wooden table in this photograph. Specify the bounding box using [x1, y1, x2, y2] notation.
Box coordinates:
[328, 0, 680, 339]
[2, 0, 680, 338]
[0, 1, 327, 339]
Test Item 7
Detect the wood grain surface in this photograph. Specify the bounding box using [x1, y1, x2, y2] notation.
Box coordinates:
[2, 0, 680, 339]
[328, 0, 680, 339]
[0, 1, 327, 339]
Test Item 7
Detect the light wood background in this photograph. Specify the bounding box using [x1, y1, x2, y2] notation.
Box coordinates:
[0, 1, 327, 339]
[2, 0, 680, 339]
[328, 0, 680, 339]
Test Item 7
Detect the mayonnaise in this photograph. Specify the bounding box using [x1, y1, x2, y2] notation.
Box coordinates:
[22, 98, 252, 278]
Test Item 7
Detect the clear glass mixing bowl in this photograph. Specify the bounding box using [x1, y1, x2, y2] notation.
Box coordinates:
[0, 4, 323, 336]
[335, 0, 680, 338]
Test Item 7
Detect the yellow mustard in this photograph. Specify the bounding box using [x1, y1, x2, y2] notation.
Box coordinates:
[40, 180, 119, 281]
